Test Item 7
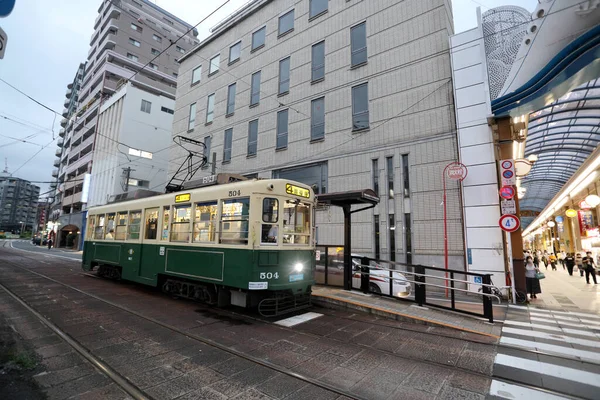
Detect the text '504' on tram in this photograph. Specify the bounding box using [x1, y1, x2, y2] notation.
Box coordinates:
[82, 174, 317, 317]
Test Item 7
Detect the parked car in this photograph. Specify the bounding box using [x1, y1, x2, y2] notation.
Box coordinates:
[351, 254, 412, 297]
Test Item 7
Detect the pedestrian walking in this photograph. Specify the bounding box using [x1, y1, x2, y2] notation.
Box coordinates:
[533, 254, 540, 269]
[576, 253, 584, 277]
[542, 251, 549, 269]
[558, 251, 565, 269]
[561, 251, 567, 269]
[583, 251, 598, 284]
[549, 253, 557, 271]
[565, 253, 575, 276]
[525, 256, 542, 300]
[47, 238, 52, 249]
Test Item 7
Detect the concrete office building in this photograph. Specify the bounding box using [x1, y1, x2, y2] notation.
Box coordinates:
[172, 0, 462, 267]
[51, 0, 198, 247]
[0, 170, 40, 233]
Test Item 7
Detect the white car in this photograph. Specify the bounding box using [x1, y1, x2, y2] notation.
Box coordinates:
[351, 254, 412, 297]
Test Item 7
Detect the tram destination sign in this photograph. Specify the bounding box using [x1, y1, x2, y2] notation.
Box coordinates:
[286, 183, 310, 198]
[175, 193, 191, 203]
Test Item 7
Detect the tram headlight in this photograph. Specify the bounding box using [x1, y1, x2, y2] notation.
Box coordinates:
[294, 263, 303, 272]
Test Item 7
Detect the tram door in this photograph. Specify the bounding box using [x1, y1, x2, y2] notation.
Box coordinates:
[139, 208, 160, 282]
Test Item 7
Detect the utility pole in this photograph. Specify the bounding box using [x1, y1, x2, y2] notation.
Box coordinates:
[122, 167, 132, 192]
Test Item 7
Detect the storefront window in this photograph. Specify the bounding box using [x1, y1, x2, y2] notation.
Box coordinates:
[144, 208, 159, 240]
[262, 198, 279, 244]
[171, 205, 191, 242]
[161, 206, 170, 241]
[193, 202, 218, 243]
[94, 214, 105, 239]
[128, 210, 142, 240]
[115, 212, 128, 241]
[220, 198, 250, 244]
[283, 200, 311, 245]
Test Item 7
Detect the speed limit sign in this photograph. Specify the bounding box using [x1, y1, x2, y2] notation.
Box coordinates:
[499, 214, 520, 233]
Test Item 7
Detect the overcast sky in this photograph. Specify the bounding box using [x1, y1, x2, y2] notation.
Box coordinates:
[0, 0, 538, 196]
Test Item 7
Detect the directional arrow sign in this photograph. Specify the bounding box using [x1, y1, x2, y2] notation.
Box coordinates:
[0, 26, 6, 59]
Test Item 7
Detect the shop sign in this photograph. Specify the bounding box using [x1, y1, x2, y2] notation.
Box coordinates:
[501, 199, 517, 215]
[446, 163, 468, 181]
[580, 200, 592, 209]
[566, 209, 578, 218]
[586, 228, 599, 238]
[555, 216, 564, 223]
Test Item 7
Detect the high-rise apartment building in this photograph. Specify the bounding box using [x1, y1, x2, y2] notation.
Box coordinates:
[172, 0, 463, 267]
[50, 0, 198, 246]
[0, 170, 40, 232]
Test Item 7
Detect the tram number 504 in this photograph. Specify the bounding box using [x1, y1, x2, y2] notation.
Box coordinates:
[228, 190, 241, 197]
[260, 272, 279, 280]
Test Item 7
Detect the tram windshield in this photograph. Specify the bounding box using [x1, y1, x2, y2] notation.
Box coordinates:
[283, 200, 311, 245]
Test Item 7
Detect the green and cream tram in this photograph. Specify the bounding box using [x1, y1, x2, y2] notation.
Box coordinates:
[82, 177, 316, 316]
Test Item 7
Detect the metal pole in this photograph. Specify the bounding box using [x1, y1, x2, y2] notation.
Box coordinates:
[506, 231, 516, 304]
[443, 164, 449, 297]
[343, 205, 352, 291]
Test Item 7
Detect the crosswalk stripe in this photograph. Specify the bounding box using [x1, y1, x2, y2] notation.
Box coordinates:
[500, 336, 600, 364]
[529, 312, 600, 326]
[514, 306, 600, 321]
[489, 380, 570, 400]
[495, 354, 600, 388]
[504, 320, 599, 338]
[529, 316, 600, 331]
[502, 327, 600, 348]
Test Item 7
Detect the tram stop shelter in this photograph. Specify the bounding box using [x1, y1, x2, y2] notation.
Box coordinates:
[316, 189, 379, 290]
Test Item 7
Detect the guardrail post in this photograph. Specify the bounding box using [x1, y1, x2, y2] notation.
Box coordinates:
[361, 257, 370, 294]
[450, 271, 455, 310]
[415, 265, 426, 306]
[482, 274, 493, 323]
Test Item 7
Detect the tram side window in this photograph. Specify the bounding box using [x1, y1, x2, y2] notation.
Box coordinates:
[128, 210, 142, 240]
[144, 208, 159, 240]
[161, 206, 170, 241]
[261, 198, 279, 244]
[283, 200, 311, 245]
[94, 214, 105, 239]
[193, 201, 217, 243]
[87, 215, 96, 240]
[105, 213, 116, 239]
[220, 198, 250, 244]
[171, 205, 191, 242]
[115, 212, 128, 241]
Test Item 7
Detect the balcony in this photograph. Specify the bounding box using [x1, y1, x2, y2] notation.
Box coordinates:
[53, 159, 60, 167]
[98, 33, 117, 53]
[66, 88, 72, 98]
[60, 118, 68, 127]
[55, 148, 62, 157]
[58, 138, 65, 148]
[58, 128, 66, 137]
[51, 169, 59, 178]
[64, 98, 71, 108]
[67, 82, 74, 90]
[62, 108, 69, 117]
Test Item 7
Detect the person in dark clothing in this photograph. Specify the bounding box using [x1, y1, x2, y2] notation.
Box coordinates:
[564, 253, 575, 276]
[583, 252, 598, 284]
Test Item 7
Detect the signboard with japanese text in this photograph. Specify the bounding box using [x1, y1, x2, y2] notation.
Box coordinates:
[501, 200, 517, 215]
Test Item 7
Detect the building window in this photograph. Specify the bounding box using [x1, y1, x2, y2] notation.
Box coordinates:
[405, 213, 412, 264]
[351, 83, 369, 131]
[402, 154, 410, 197]
[163, 17, 173, 25]
[188, 103, 196, 131]
[389, 214, 396, 262]
[309, 0, 328, 19]
[226, 83, 236, 116]
[250, 71, 261, 106]
[386, 156, 394, 198]
[276, 109, 289, 150]
[223, 128, 233, 163]
[209, 54, 220, 75]
[152, 34, 162, 43]
[374, 215, 380, 259]
[140, 99, 151, 113]
[351, 22, 367, 67]
[129, 38, 141, 47]
[192, 65, 202, 85]
[248, 119, 258, 157]
[173, 72, 178, 78]
[127, 53, 139, 62]
[278, 9, 294, 36]
[372, 159, 379, 195]
[252, 26, 266, 51]
[176, 46, 185, 54]
[311, 97, 325, 141]
[311, 41, 325, 82]
[149, 63, 158, 71]
[229, 41, 241, 64]
[161, 106, 174, 114]
[151, 48, 160, 55]
[273, 162, 327, 194]
[203, 136, 211, 168]
[131, 23, 142, 32]
[206, 93, 215, 123]
[278, 57, 290, 95]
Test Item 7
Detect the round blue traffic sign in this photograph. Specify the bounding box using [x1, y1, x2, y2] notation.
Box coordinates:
[502, 170, 514, 179]
[0, 0, 16, 17]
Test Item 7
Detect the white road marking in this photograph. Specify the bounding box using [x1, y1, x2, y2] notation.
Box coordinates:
[503, 320, 598, 338]
[500, 336, 600, 364]
[490, 380, 569, 400]
[529, 316, 600, 331]
[502, 327, 600, 349]
[9, 242, 81, 262]
[520, 306, 600, 320]
[495, 353, 600, 387]
[274, 312, 323, 327]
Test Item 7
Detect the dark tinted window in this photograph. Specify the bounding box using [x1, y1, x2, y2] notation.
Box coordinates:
[309, 0, 328, 18]
[229, 41, 241, 63]
[226, 83, 236, 115]
[252, 27, 266, 50]
[223, 128, 233, 163]
[311, 97, 325, 141]
[278, 10, 294, 36]
[352, 83, 369, 130]
[273, 162, 327, 194]
[387, 156, 394, 197]
[351, 22, 367, 66]
[248, 119, 258, 156]
[374, 215, 380, 259]
[276, 109, 289, 150]
[372, 159, 379, 195]
[402, 154, 410, 197]
[279, 57, 290, 94]
[250, 71, 261, 106]
[311, 41, 325, 82]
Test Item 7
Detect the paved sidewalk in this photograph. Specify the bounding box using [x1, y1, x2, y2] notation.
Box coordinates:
[312, 286, 504, 338]
[532, 263, 600, 313]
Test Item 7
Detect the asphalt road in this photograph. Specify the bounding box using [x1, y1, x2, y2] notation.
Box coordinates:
[10, 240, 83, 262]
